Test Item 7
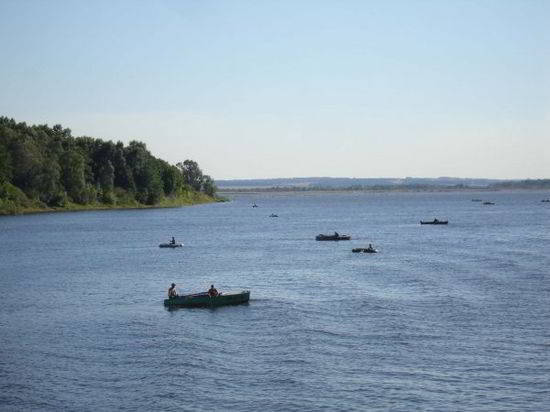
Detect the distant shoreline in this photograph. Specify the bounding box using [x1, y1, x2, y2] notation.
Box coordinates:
[216, 178, 550, 194]
[217, 185, 550, 194]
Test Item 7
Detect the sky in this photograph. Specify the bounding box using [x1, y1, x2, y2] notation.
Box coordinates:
[0, 0, 549, 180]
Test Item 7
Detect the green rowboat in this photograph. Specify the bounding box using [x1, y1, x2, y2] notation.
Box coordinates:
[164, 290, 250, 308]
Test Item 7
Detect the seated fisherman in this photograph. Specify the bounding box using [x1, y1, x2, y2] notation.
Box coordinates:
[168, 283, 178, 298]
[171, 237, 176, 244]
[208, 284, 219, 297]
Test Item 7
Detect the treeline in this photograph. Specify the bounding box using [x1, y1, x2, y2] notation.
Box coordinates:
[0, 116, 217, 213]
[219, 181, 550, 193]
[489, 179, 550, 190]
[218, 184, 485, 193]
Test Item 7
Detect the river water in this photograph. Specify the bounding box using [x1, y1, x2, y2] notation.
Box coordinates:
[1, 191, 549, 411]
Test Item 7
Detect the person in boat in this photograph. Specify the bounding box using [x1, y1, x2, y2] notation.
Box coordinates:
[368, 243, 373, 250]
[171, 237, 176, 245]
[433, 218, 439, 223]
[208, 284, 219, 297]
[168, 283, 178, 298]
[334, 231, 339, 237]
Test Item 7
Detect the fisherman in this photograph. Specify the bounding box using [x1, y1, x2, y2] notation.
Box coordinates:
[168, 283, 178, 298]
[208, 284, 219, 297]
[368, 243, 373, 250]
[171, 236, 176, 245]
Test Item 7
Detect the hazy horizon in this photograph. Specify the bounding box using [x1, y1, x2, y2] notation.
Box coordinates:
[214, 175, 525, 181]
[1, 0, 549, 180]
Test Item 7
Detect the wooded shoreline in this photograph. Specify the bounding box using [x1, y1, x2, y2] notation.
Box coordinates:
[0, 116, 219, 215]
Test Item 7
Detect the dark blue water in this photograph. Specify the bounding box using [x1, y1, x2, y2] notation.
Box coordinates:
[1, 191, 549, 411]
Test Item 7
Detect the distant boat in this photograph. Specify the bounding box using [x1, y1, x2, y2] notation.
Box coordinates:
[352, 247, 378, 253]
[483, 201, 495, 205]
[420, 219, 448, 225]
[471, 199, 482, 202]
[159, 242, 183, 248]
[316, 233, 351, 241]
[164, 290, 250, 308]
[252, 203, 258, 208]
[269, 213, 278, 217]
[541, 199, 550, 203]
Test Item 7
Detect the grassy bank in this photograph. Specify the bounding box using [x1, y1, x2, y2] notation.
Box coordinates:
[0, 182, 223, 216]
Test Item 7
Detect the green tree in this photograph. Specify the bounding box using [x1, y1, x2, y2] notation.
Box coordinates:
[36, 158, 62, 205]
[177, 159, 203, 191]
[113, 143, 135, 191]
[9, 137, 42, 196]
[98, 159, 114, 193]
[97, 159, 115, 203]
[159, 161, 182, 195]
[0, 143, 12, 184]
[125, 141, 164, 204]
[201, 175, 217, 197]
[60, 150, 86, 203]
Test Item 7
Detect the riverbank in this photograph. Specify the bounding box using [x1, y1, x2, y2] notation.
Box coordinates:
[0, 184, 223, 216]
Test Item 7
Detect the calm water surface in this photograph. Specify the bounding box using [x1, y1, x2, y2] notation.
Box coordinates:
[1, 191, 549, 411]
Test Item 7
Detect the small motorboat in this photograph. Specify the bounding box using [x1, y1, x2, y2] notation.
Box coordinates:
[420, 219, 448, 225]
[159, 242, 183, 248]
[164, 290, 250, 308]
[483, 201, 495, 205]
[269, 213, 278, 217]
[316, 233, 351, 241]
[352, 247, 378, 253]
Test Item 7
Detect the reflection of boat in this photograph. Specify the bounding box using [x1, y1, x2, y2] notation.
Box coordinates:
[483, 201, 495, 205]
[352, 247, 378, 253]
[316, 233, 351, 241]
[164, 290, 250, 308]
[159, 243, 183, 248]
[269, 213, 278, 217]
[420, 219, 448, 225]
[471, 199, 482, 202]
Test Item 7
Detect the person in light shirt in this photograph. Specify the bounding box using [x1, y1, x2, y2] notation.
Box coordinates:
[168, 283, 178, 298]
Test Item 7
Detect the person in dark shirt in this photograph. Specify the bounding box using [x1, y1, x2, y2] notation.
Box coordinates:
[208, 284, 219, 297]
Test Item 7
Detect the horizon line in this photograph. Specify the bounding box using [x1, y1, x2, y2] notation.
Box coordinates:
[214, 176, 550, 182]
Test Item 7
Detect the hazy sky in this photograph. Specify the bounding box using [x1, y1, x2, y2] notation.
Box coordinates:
[1, 0, 549, 179]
